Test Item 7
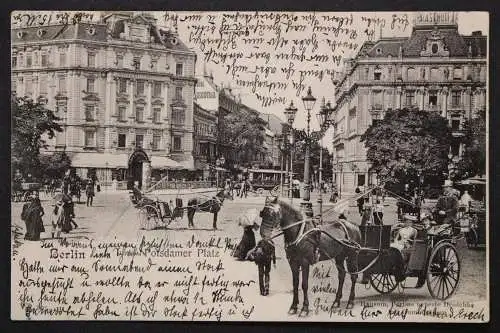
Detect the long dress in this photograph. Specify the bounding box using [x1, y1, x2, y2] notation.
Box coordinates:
[21, 200, 44, 241]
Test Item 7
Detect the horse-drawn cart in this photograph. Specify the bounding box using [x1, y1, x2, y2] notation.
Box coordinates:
[360, 220, 461, 300]
[137, 197, 184, 230]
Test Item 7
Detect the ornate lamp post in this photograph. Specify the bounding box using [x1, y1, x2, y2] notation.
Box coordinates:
[316, 100, 333, 223]
[284, 101, 298, 201]
[216, 156, 225, 189]
[300, 87, 317, 215]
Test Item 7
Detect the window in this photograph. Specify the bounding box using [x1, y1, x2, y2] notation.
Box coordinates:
[176, 63, 183, 76]
[151, 60, 157, 71]
[56, 102, 67, 114]
[407, 67, 417, 81]
[451, 118, 461, 131]
[59, 77, 66, 93]
[432, 43, 438, 54]
[453, 67, 463, 80]
[451, 91, 461, 107]
[88, 53, 96, 67]
[173, 136, 182, 151]
[12, 80, 17, 94]
[26, 54, 32, 68]
[136, 80, 145, 95]
[152, 135, 161, 150]
[86, 78, 95, 92]
[133, 57, 141, 70]
[172, 109, 185, 125]
[118, 78, 127, 93]
[428, 92, 438, 106]
[357, 175, 366, 187]
[59, 53, 66, 66]
[374, 72, 381, 80]
[118, 106, 127, 121]
[153, 82, 162, 96]
[372, 91, 382, 109]
[118, 134, 126, 148]
[39, 78, 47, 94]
[135, 134, 144, 148]
[135, 106, 144, 122]
[451, 141, 460, 156]
[41, 54, 48, 66]
[348, 108, 357, 133]
[25, 78, 33, 96]
[175, 86, 183, 100]
[12, 56, 17, 68]
[116, 55, 123, 68]
[405, 90, 415, 106]
[430, 68, 440, 81]
[85, 131, 96, 147]
[85, 105, 95, 121]
[153, 107, 161, 123]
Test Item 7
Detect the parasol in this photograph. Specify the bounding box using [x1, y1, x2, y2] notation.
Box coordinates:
[53, 193, 73, 203]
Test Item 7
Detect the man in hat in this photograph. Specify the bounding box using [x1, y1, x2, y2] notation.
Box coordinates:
[434, 180, 459, 226]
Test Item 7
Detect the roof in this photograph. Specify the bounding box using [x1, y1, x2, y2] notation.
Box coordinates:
[361, 27, 487, 58]
[12, 23, 107, 44]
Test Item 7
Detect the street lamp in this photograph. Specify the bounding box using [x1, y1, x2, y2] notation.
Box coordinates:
[277, 135, 285, 197]
[301, 87, 317, 215]
[315, 100, 333, 224]
[284, 101, 298, 201]
[216, 156, 225, 188]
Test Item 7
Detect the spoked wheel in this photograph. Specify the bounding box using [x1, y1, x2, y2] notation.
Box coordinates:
[369, 273, 399, 294]
[426, 242, 461, 300]
[138, 205, 160, 231]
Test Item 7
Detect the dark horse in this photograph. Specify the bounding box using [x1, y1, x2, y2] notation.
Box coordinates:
[187, 189, 232, 229]
[259, 197, 362, 316]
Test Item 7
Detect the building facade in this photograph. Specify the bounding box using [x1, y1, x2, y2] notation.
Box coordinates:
[11, 11, 197, 189]
[193, 102, 217, 179]
[330, 12, 487, 193]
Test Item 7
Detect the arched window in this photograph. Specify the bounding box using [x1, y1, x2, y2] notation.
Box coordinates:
[374, 66, 382, 81]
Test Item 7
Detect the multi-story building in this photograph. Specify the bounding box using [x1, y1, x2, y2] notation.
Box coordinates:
[193, 102, 217, 179]
[259, 113, 287, 169]
[11, 11, 197, 189]
[193, 70, 218, 178]
[330, 12, 487, 193]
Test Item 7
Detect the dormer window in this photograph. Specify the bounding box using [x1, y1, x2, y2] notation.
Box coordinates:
[376, 48, 382, 55]
[432, 43, 438, 54]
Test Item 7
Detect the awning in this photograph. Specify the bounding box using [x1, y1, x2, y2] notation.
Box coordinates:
[151, 156, 182, 169]
[177, 159, 194, 171]
[71, 153, 128, 168]
[194, 160, 209, 170]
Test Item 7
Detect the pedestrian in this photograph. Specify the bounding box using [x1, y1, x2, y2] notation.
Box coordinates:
[356, 188, 364, 216]
[85, 178, 95, 207]
[373, 199, 384, 225]
[434, 181, 459, 226]
[20, 193, 45, 241]
[51, 200, 64, 238]
[460, 190, 472, 211]
[247, 239, 276, 296]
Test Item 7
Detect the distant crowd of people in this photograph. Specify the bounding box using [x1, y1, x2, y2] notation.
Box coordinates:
[19, 171, 100, 241]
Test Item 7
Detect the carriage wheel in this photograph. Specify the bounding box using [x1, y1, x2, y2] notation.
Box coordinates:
[426, 242, 460, 300]
[369, 273, 399, 294]
[256, 188, 264, 196]
[138, 205, 160, 231]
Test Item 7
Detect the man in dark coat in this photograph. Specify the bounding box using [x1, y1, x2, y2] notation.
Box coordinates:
[434, 182, 459, 226]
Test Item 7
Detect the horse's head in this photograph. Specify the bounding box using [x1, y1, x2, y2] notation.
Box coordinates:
[216, 189, 233, 202]
[259, 196, 282, 239]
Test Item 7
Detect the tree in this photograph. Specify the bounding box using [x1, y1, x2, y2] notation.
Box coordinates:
[360, 108, 452, 191]
[219, 110, 267, 167]
[292, 136, 333, 182]
[39, 151, 72, 180]
[12, 96, 63, 180]
[454, 108, 486, 179]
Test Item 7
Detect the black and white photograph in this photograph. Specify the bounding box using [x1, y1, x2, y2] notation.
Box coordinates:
[10, 10, 489, 322]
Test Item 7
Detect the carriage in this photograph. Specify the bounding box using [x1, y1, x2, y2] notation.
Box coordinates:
[358, 217, 461, 300]
[12, 182, 41, 202]
[137, 196, 184, 230]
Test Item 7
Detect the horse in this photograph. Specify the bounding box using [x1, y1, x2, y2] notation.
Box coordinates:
[259, 196, 362, 316]
[187, 189, 232, 230]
